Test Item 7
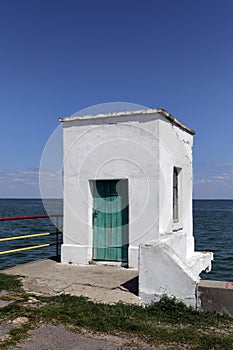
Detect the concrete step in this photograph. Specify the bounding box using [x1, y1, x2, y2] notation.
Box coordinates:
[187, 251, 213, 277]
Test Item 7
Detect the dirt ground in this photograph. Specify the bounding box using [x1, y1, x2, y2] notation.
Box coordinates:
[9, 324, 164, 350]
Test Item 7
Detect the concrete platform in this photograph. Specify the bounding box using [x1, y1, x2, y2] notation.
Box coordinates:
[3, 259, 140, 305]
[198, 279, 233, 316]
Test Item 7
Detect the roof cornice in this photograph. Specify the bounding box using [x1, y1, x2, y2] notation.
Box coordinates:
[59, 108, 195, 135]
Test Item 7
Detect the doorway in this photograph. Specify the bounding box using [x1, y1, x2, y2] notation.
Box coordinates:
[92, 179, 128, 262]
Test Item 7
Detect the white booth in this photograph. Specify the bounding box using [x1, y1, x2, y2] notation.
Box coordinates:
[60, 108, 213, 306]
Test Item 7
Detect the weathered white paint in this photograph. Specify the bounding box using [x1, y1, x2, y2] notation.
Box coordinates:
[139, 240, 213, 307]
[60, 108, 213, 306]
[139, 242, 199, 307]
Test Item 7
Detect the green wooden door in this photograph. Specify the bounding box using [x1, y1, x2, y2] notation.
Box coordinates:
[92, 180, 128, 262]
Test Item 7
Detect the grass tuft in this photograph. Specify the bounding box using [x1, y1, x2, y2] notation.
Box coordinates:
[0, 273, 22, 292]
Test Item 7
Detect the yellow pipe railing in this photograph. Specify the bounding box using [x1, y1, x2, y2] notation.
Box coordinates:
[0, 232, 51, 242]
[0, 244, 51, 255]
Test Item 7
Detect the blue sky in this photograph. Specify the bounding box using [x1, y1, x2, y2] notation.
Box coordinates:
[1, 0, 233, 198]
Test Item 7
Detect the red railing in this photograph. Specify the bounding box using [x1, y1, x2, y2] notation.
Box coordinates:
[0, 214, 59, 221]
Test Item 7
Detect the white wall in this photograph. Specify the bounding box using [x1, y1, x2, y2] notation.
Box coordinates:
[158, 117, 194, 261]
[62, 113, 162, 268]
[61, 111, 197, 268]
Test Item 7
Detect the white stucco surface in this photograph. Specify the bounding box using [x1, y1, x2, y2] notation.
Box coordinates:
[61, 112, 162, 267]
[139, 242, 199, 307]
[139, 239, 213, 307]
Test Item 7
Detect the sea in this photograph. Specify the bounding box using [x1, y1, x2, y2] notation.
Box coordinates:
[0, 199, 232, 282]
[194, 200, 233, 282]
[0, 199, 63, 270]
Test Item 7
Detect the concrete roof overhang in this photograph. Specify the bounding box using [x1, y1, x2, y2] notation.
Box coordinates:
[59, 108, 195, 135]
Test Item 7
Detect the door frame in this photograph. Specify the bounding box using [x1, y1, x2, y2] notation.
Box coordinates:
[89, 179, 129, 265]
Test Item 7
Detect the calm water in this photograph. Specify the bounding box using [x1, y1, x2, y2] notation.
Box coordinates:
[0, 199, 232, 281]
[0, 199, 63, 270]
[194, 200, 233, 282]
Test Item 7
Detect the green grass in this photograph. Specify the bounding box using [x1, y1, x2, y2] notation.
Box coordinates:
[1, 274, 233, 349]
[0, 273, 22, 292]
[36, 294, 233, 349]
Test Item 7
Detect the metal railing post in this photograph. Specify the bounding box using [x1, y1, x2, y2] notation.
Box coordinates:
[56, 215, 59, 259]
